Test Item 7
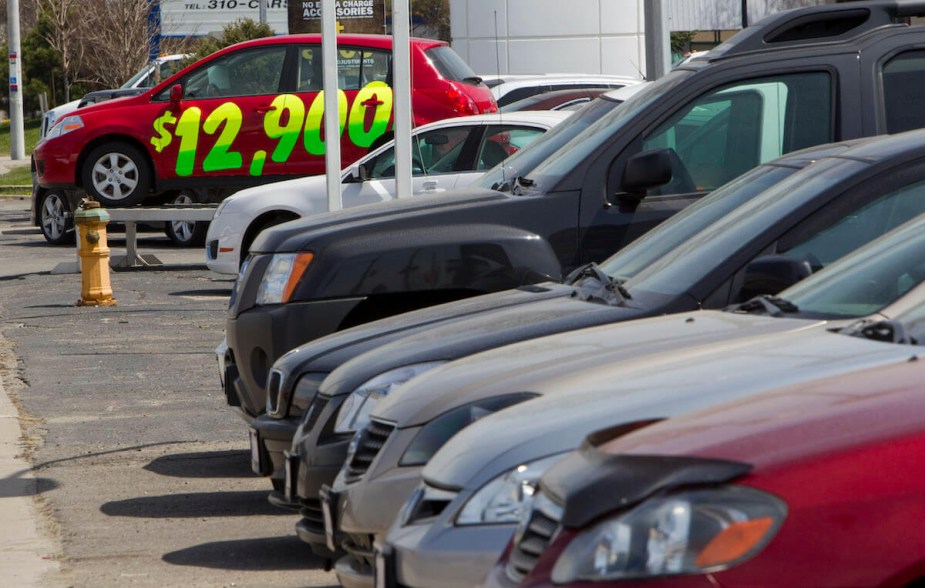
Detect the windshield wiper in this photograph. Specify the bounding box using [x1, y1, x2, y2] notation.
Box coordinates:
[565, 262, 631, 306]
[840, 319, 917, 345]
[728, 295, 799, 317]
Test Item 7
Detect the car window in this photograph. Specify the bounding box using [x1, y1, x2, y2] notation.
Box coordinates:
[425, 46, 479, 83]
[475, 125, 547, 170]
[778, 178, 925, 270]
[366, 126, 472, 178]
[642, 72, 832, 193]
[782, 216, 925, 317]
[881, 50, 925, 133]
[180, 46, 287, 99]
[296, 46, 390, 92]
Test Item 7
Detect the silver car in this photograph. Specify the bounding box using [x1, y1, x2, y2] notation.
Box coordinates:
[331, 210, 925, 588]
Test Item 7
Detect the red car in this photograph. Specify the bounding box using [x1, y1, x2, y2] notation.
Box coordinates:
[33, 34, 496, 206]
[487, 357, 925, 588]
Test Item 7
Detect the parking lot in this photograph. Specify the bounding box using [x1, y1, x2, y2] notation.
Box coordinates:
[0, 196, 337, 587]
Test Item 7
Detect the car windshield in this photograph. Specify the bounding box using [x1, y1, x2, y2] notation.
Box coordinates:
[780, 215, 925, 318]
[488, 69, 693, 193]
[425, 46, 480, 82]
[474, 95, 625, 192]
[600, 157, 871, 298]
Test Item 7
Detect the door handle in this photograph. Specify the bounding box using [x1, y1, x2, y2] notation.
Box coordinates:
[255, 105, 277, 114]
[423, 180, 438, 190]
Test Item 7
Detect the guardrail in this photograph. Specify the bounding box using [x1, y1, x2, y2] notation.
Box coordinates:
[105, 205, 217, 268]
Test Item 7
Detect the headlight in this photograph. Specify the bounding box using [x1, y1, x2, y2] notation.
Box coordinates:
[400, 393, 538, 466]
[456, 453, 566, 526]
[255, 252, 314, 305]
[45, 115, 84, 140]
[334, 362, 447, 434]
[550, 485, 787, 582]
[266, 370, 326, 417]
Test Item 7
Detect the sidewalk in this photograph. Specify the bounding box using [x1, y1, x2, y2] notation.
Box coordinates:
[0, 367, 60, 586]
[0, 154, 32, 175]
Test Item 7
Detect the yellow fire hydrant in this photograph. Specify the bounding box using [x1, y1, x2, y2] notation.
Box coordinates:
[75, 198, 117, 306]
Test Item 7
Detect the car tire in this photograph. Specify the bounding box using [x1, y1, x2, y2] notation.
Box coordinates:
[39, 190, 75, 245]
[164, 192, 209, 247]
[81, 141, 151, 206]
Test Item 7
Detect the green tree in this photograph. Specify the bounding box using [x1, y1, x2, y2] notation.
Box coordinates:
[184, 18, 275, 67]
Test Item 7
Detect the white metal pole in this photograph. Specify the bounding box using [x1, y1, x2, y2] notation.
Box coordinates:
[259, 0, 267, 24]
[392, 0, 413, 198]
[8, 0, 25, 160]
[322, 0, 343, 211]
[644, 0, 671, 80]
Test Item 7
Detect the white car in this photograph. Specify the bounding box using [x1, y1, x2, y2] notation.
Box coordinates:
[205, 110, 572, 274]
[480, 73, 642, 107]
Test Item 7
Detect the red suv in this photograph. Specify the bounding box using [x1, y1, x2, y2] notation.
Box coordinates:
[33, 34, 496, 206]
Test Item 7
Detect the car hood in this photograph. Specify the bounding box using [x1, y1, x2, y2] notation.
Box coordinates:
[374, 311, 829, 427]
[222, 174, 330, 217]
[601, 359, 925, 472]
[420, 322, 918, 490]
[272, 282, 577, 378]
[250, 187, 509, 253]
[319, 283, 652, 396]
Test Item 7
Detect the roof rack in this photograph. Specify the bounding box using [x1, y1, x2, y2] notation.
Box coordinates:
[704, 1, 925, 61]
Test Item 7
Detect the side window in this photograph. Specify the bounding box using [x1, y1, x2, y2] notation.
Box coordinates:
[779, 178, 925, 270]
[366, 126, 471, 178]
[475, 125, 547, 170]
[181, 46, 286, 98]
[642, 72, 832, 193]
[882, 51, 925, 133]
[338, 48, 390, 90]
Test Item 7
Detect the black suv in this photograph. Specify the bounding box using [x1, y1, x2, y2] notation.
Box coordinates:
[225, 0, 925, 468]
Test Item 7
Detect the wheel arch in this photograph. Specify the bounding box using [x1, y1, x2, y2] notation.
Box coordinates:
[240, 209, 301, 265]
[76, 134, 156, 193]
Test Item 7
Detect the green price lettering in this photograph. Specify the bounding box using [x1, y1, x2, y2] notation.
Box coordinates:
[203, 103, 244, 172]
[148, 83, 396, 177]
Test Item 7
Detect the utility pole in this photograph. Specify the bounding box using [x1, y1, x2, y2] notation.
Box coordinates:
[7, 0, 25, 160]
[259, 0, 267, 24]
[322, 0, 342, 211]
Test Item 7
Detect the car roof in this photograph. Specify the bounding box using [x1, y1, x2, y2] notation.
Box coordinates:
[410, 110, 573, 132]
[482, 74, 643, 98]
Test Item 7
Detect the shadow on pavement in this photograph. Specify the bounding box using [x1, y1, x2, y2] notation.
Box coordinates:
[144, 449, 253, 478]
[0, 470, 59, 497]
[162, 534, 330, 572]
[101, 489, 289, 518]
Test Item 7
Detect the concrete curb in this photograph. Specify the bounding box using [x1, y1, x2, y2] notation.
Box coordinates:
[0, 351, 60, 586]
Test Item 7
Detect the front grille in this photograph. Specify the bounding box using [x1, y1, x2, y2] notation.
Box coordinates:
[299, 497, 325, 534]
[266, 369, 283, 414]
[505, 492, 563, 583]
[207, 239, 218, 260]
[344, 419, 395, 482]
[342, 532, 376, 568]
[302, 394, 329, 433]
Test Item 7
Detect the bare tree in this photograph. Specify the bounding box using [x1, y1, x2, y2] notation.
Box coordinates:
[80, 0, 151, 88]
[35, 0, 87, 101]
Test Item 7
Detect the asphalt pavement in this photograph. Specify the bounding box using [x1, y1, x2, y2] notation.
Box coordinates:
[0, 195, 339, 587]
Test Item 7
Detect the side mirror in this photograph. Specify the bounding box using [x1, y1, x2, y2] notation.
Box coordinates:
[169, 84, 183, 108]
[739, 255, 813, 302]
[622, 149, 674, 194]
[356, 164, 369, 182]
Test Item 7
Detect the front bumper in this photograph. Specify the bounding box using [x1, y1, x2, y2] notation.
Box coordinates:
[33, 136, 81, 188]
[251, 413, 300, 480]
[387, 520, 515, 588]
[204, 210, 245, 275]
[225, 296, 364, 418]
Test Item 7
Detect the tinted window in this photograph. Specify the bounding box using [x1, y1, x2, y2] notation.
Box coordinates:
[475, 125, 548, 170]
[180, 46, 287, 99]
[296, 46, 390, 91]
[882, 50, 925, 133]
[642, 72, 833, 192]
[366, 126, 471, 178]
[426, 46, 479, 82]
[783, 216, 925, 317]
